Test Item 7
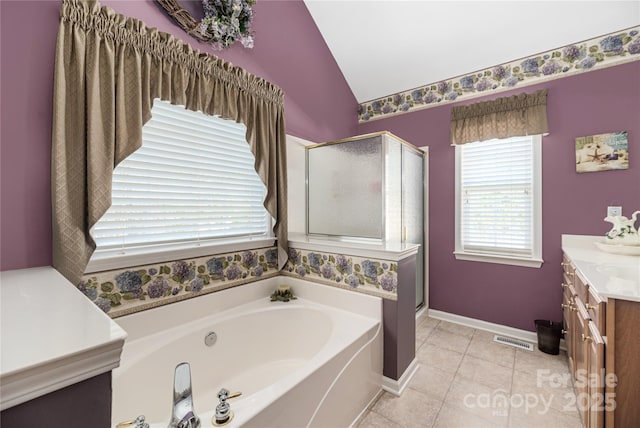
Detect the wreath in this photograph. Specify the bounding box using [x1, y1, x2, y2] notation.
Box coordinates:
[155, 0, 255, 50]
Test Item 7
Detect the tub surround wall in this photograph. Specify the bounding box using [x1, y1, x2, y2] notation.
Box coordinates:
[286, 235, 419, 386]
[0, 373, 112, 428]
[381, 254, 417, 390]
[80, 247, 279, 318]
[283, 248, 400, 300]
[0, 267, 125, 422]
[359, 60, 640, 332]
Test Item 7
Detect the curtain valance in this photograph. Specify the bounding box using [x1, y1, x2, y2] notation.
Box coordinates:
[450, 89, 548, 145]
[52, 0, 288, 284]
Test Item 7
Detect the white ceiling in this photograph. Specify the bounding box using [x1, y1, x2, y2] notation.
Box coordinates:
[304, 1, 640, 103]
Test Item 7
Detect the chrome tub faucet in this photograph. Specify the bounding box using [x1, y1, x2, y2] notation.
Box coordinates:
[168, 362, 201, 428]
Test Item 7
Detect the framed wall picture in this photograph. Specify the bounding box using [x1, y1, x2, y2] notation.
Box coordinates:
[575, 131, 629, 173]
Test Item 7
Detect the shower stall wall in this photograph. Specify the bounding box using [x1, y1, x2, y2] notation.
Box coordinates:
[306, 132, 425, 308]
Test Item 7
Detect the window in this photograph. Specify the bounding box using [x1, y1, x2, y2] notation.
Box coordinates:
[454, 135, 542, 268]
[86, 100, 273, 273]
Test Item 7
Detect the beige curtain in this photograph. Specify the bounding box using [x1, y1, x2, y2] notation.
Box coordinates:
[52, 0, 288, 284]
[450, 89, 548, 145]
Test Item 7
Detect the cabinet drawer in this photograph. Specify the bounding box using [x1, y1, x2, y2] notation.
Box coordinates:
[561, 255, 575, 276]
[587, 286, 606, 333]
[562, 272, 573, 291]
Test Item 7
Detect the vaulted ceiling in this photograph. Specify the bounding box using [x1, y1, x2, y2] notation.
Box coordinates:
[304, 1, 640, 103]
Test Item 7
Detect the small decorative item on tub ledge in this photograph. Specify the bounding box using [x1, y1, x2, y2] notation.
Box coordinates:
[270, 285, 297, 302]
[155, 0, 255, 50]
[595, 210, 640, 255]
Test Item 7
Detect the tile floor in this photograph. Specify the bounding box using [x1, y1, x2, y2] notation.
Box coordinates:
[357, 315, 583, 428]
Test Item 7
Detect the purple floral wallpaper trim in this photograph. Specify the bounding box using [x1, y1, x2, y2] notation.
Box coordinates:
[283, 248, 398, 300]
[359, 27, 640, 122]
[78, 247, 279, 317]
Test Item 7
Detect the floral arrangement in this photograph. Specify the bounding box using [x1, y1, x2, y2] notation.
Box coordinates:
[200, 0, 256, 50]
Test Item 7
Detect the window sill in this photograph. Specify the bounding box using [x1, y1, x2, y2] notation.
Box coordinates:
[453, 251, 543, 268]
[85, 237, 276, 274]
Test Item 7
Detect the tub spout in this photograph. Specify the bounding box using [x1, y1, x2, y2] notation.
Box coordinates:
[168, 362, 201, 428]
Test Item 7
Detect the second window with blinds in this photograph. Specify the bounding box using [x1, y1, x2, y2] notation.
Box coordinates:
[86, 99, 273, 273]
[454, 135, 543, 268]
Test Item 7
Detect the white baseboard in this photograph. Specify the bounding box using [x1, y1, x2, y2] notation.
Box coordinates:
[382, 358, 419, 396]
[415, 306, 427, 320]
[427, 309, 567, 351]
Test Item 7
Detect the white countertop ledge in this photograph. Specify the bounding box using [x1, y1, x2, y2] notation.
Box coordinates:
[1, 267, 127, 410]
[562, 235, 640, 302]
[288, 233, 420, 261]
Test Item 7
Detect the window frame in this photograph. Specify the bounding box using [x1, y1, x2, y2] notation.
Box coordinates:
[454, 134, 543, 268]
[85, 102, 275, 274]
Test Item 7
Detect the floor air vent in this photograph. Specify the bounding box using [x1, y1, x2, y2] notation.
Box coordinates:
[493, 335, 534, 351]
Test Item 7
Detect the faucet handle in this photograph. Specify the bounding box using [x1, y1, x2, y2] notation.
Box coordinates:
[213, 388, 242, 426]
[116, 415, 149, 428]
[218, 388, 230, 403]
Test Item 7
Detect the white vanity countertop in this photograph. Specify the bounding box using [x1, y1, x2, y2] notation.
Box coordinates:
[0, 267, 127, 410]
[288, 233, 420, 261]
[562, 235, 640, 302]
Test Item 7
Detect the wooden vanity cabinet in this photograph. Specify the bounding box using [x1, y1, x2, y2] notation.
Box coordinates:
[562, 254, 640, 427]
[562, 283, 575, 373]
[585, 321, 605, 428]
[561, 256, 576, 373]
[604, 298, 640, 427]
[573, 299, 591, 425]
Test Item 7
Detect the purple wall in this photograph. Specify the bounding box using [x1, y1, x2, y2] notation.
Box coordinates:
[0, 0, 357, 271]
[360, 62, 640, 331]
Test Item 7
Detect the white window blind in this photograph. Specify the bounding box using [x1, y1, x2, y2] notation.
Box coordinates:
[91, 99, 270, 251]
[455, 135, 542, 267]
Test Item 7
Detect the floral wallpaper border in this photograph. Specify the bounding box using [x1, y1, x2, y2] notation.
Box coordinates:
[358, 27, 640, 122]
[78, 247, 279, 317]
[283, 248, 398, 300]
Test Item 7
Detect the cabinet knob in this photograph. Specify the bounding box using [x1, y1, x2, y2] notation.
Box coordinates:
[581, 333, 592, 342]
[562, 329, 569, 335]
[561, 282, 568, 289]
[561, 303, 570, 309]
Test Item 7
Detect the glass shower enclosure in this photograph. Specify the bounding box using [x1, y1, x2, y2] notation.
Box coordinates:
[306, 132, 425, 308]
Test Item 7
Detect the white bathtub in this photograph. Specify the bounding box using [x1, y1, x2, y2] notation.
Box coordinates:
[112, 276, 383, 427]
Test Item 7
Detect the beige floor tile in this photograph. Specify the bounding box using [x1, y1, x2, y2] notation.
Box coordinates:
[445, 375, 510, 425]
[356, 410, 403, 428]
[372, 389, 442, 428]
[508, 403, 583, 428]
[434, 401, 508, 428]
[470, 329, 496, 340]
[426, 328, 472, 354]
[416, 319, 438, 348]
[457, 354, 514, 391]
[400, 321, 581, 428]
[416, 343, 465, 374]
[514, 348, 569, 377]
[511, 369, 578, 413]
[408, 364, 455, 401]
[418, 316, 441, 330]
[465, 333, 515, 369]
[435, 321, 475, 338]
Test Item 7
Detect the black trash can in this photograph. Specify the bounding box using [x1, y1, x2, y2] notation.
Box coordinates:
[534, 320, 563, 355]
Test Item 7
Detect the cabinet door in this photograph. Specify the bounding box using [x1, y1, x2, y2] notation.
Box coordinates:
[586, 322, 605, 428]
[574, 300, 590, 426]
[562, 288, 575, 373]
